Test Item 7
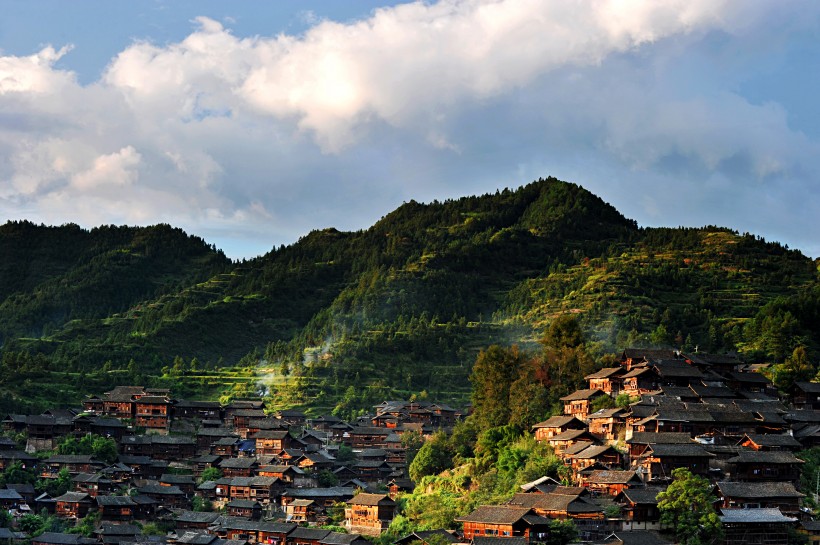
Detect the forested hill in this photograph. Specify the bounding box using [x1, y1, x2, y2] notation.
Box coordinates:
[0, 222, 230, 342]
[1, 177, 819, 414]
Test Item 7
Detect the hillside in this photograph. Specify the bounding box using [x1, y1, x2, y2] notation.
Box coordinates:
[1, 177, 818, 414]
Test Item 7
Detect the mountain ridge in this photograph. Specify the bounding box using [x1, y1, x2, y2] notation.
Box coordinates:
[1, 177, 817, 414]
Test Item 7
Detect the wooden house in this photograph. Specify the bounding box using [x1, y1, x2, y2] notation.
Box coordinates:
[615, 488, 665, 531]
[567, 444, 622, 472]
[286, 499, 318, 523]
[738, 433, 802, 452]
[134, 396, 172, 432]
[174, 400, 222, 420]
[560, 390, 608, 419]
[151, 435, 197, 460]
[219, 457, 258, 477]
[456, 506, 551, 540]
[586, 408, 625, 441]
[231, 409, 268, 438]
[174, 510, 221, 530]
[136, 484, 188, 509]
[31, 532, 93, 545]
[71, 473, 113, 497]
[792, 382, 820, 411]
[347, 427, 392, 449]
[42, 455, 104, 478]
[345, 493, 396, 536]
[506, 491, 604, 520]
[254, 430, 292, 457]
[585, 367, 625, 395]
[26, 415, 72, 452]
[546, 429, 601, 454]
[0, 488, 23, 510]
[719, 508, 797, 545]
[532, 416, 587, 442]
[95, 495, 136, 521]
[95, 523, 141, 545]
[726, 450, 804, 482]
[160, 473, 196, 495]
[620, 349, 679, 371]
[227, 499, 262, 520]
[625, 432, 693, 459]
[197, 428, 239, 452]
[102, 386, 144, 419]
[54, 491, 93, 519]
[580, 470, 643, 496]
[281, 487, 355, 511]
[715, 481, 804, 516]
[631, 443, 715, 483]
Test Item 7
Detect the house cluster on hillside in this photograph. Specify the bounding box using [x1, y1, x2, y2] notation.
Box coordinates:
[3, 349, 820, 545]
[2, 392, 464, 545]
[455, 348, 818, 544]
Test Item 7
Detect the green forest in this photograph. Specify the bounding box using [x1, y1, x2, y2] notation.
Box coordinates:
[1, 177, 818, 415]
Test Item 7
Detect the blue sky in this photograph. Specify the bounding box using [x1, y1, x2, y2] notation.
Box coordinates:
[1, 0, 819, 259]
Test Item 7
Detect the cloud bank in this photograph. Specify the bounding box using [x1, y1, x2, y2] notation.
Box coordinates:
[1, 0, 818, 258]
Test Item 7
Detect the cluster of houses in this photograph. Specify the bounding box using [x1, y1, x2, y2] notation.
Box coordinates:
[1, 391, 465, 545]
[453, 349, 820, 544]
[2, 348, 820, 545]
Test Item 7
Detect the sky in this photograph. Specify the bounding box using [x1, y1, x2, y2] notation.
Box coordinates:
[1, 0, 819, 260]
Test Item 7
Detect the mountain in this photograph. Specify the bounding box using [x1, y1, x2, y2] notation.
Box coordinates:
[1, 178, 818, 414]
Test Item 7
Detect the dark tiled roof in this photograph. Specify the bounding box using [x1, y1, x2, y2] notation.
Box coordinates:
[585, 367, 623, 380]
[560, 389, 605, 401]
[599, 530, 673, 545]
[795, 382, 820, 393]
[176, 511, 222, 524]
[471, 538, 527, 545]
[585, 470, 640, 484]
[32, 532, 84, 545]
[347, 493, 394, 506]
[532, 416, 584, 429]
[617, 488, 665, 505]
[96, 495, 136, 507]
[740, 434, 801, 448]
[288, 528, 331, 541]
[716, 481, 804, 499]
[719, 507, 796, 523]
[54, 492, 92, 503]
[726, 451, 804, 464]
[641, 444, 715, 458]
[456, 505, 533, 524]
[627, 432, 692, 445]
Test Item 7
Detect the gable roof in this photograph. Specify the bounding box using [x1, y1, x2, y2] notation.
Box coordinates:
[585, 470, 641, 485]
[560, 389, 605, 401]
[726, 451, 804, 464]
[347, 493, 395, 506]
[617, 488, 665, 505]
[716, 481, 804, 499]
[456, 505, 534, 524]
[719, 507, 796, 524]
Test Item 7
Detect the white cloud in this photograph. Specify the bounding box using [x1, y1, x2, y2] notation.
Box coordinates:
[0, 0, 819, 258]
[72, 146, 141, 190]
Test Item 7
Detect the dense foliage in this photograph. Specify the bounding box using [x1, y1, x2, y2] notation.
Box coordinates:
[657, 468, 723, 545]
[0, 177, 818, 413]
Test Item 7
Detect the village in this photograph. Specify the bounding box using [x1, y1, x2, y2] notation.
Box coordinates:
[2, 348, 820, 545]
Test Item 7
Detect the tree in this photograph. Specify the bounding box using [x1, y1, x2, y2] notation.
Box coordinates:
[470, 345, 526, 431]
[91, 436, 118, 464]
[657, 468, 723, 545]
[408, 432, 453, 482]
[199, 467, 223, 484]
[335, 444, 356, 464]
[542, 315, 584, 349]
[318, 470, 339, 487]
[400, 430, 425, 468]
